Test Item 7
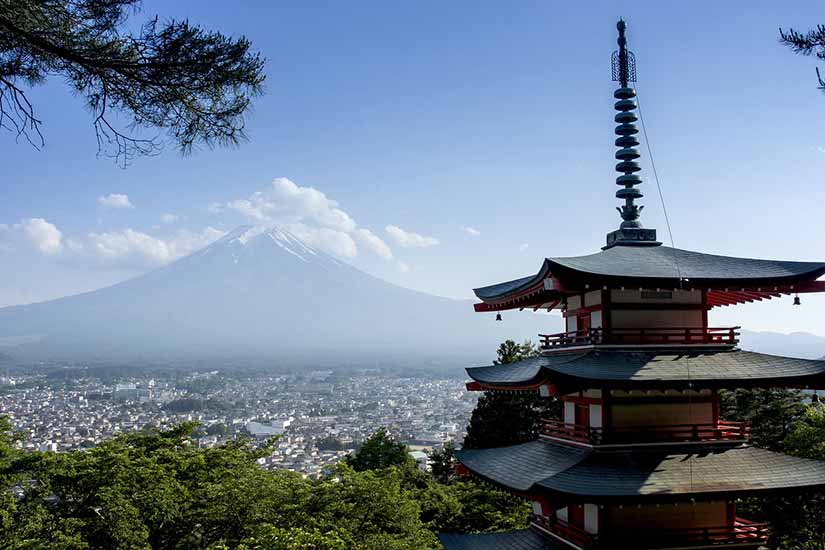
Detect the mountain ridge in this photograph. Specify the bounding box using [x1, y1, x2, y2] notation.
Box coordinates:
[0, 226, 545, 366]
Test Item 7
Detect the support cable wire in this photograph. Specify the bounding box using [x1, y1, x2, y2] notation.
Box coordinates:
[634, 85, 695, 499]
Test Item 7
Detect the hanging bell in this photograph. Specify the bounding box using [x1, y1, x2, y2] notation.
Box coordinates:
[495, 312, 502, 321]
[793, 294, 801, 306]
[812, 393, 820, 404]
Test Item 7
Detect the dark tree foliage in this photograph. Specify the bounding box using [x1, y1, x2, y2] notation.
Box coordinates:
[0, 0, 265, 165]
[722, 392, 825, 550]
[428, 441, 455, 485]
[346, 428, 411, 472]
[316, 435, 347, 451]
[0, 420, 441, 549]
[719, 388, 806, 450]
[463, 340, 561, 450]
[0, 417, 532, 548]
[781, 25, 825, 96]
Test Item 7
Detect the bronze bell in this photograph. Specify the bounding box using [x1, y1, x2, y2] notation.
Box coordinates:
[793, 295, 801, 306]
[495, 312, 502, 321]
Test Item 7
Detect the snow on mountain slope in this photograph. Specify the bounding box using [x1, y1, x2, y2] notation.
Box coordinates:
[0, 227, 547, 365]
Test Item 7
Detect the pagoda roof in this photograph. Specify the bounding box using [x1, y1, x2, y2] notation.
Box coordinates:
[474, 245, 825, 303]
[466, 349, 825, 392]
[455, 440, 825, 501]
[439, 529, 561, 550]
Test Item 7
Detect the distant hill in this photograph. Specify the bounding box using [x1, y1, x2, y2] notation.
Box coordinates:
[0, 227, 545, 367]
[739, 329, 825, 360]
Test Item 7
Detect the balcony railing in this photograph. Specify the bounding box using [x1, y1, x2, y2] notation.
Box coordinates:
[539, 327, 740, 350]
[532, 514, 768, 548]
[532, 514, 597, 549]
[540, 418, 751, 446]
[606, 518, 769, 548]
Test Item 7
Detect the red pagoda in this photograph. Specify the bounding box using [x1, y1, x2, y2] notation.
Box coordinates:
[439, 20, 825, 550]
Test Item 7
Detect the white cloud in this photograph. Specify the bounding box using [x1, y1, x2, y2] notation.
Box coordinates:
[385, 225, 439, 248]
[161, 213, 179, 224]
[354, 228, 392, 260]
[97, 193, 134, 209]
[288, 225, 358, 258]
[519, 243, 529, 252]
[21, 218, 63, 255]
[86, 227, 226, 267]
[461, 226, 481, 236]
[227, 178, 356, 231]
[207, 202, 224, 214]
[398, 261, 410, 273]
[225, 177, 392, 261]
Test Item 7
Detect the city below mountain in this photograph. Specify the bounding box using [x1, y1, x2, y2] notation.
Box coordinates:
[0, 226, 543, 366]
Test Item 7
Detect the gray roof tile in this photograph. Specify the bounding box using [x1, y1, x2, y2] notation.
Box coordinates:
[466, 349, 825, 389]
[473, 245, 825, 301]
[455, 440, 825, 499]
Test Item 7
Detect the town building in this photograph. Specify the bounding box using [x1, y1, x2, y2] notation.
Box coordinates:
[440, 20, 825, 550]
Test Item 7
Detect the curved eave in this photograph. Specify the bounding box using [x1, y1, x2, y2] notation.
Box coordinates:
[548, 246, 825, 287]
[465, 350, 825, 393]
[471, 247, 825, 309]
[455, 440, 825, 503]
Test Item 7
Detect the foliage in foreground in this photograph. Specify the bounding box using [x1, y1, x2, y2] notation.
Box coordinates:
[0, 419, 527, 549]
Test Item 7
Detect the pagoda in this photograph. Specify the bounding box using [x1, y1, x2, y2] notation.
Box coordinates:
[440, 20, 825, 550]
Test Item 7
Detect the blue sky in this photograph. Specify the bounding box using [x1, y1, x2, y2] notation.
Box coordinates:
[3, 1, 825, 335]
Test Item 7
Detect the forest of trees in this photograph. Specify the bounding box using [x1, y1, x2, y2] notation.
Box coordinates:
[0, 417, 528, 549]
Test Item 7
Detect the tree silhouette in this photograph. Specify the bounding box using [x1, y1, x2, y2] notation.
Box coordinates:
[781, 25, 825, 95]
[0, 0, 265, 165]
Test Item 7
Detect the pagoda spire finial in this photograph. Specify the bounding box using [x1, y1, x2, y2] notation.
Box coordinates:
[605, 19, 659, 249]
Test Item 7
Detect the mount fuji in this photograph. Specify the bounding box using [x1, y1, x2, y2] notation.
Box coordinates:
[0, 227, 546, 367]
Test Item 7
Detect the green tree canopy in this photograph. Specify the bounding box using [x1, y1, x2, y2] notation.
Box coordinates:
[0, 423, 443, 550]
[0, 0, 265, 164]
[428, 442, 455, 485]
[784, 403, 825, 461]
[346, 428, 410, 472]
[720, 388, 806, 450]
[723, 396, 825, 550]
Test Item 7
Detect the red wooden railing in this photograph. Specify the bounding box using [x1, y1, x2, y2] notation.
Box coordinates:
[607, 518, 769, 547]
[541, 418, 602, 444]
[539, 326, 740, 349]
[540, 418, 751, 445]
[532, 514, 597, 548]
[532, 514, 768, 548]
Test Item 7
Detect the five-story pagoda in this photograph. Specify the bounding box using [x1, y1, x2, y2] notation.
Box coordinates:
[440, 20, 825, 550]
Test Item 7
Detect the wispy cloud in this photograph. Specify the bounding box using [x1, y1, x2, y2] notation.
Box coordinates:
[385, 225, 439, 248]
[461, 226, 481, 236]
[97, 193, 134, 209]
[518, 243, 529, 252]
[86, 227, 225, 267]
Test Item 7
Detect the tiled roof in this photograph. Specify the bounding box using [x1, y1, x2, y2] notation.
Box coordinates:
[465, 349, 825, 389]
[456, 440, 589, 492]
[455, 440, 825, 500]
[438, 529, 562, 550]
[551, 245, 825, 281]
[473, 245, 825, 301]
